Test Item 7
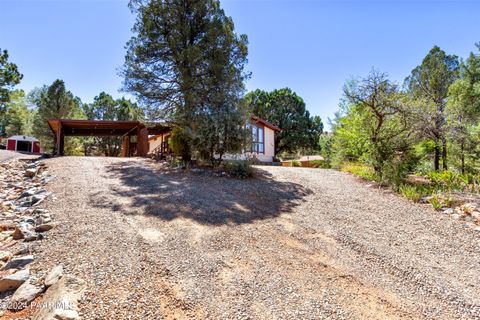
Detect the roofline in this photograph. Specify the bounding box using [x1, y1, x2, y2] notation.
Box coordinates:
[250, 116, 281, 132]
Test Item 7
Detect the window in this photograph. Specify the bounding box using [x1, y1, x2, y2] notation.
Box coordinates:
[249, 124, 264, 154]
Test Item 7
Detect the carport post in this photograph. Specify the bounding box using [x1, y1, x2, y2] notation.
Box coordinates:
[56, 122, 64, 156]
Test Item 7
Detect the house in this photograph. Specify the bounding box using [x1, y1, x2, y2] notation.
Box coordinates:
[148, 116, 281, 162]
[6, 135, 41, 154]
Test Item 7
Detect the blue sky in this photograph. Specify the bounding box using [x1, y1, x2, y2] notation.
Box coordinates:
[1, 0, 479, 129]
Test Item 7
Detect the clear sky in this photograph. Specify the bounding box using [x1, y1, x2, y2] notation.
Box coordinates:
[1, 0, 479, 129]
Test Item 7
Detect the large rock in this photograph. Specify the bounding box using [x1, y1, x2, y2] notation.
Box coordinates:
[44, 265, 63, 287]
[25, 168, 38, 178]
[0, 269, 29, 292]
[35, 223, 56, 233]
[8, 279, 43, 310]
[33, 275, 86, 320]
[2, 255, 34, 270]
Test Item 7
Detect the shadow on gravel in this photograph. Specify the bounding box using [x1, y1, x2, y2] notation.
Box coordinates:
[90, 161, 312, 225]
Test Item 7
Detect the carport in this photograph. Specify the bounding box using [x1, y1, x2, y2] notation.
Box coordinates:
[47, 119, 150, 157]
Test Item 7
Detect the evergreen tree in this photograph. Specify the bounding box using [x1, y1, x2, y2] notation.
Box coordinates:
[32, 80, 84, 154]
[123, 0, 249, 162]
[405, 46, 460, 170]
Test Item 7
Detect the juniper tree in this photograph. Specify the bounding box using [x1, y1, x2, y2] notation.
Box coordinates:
[405, 46, 460, 170]
[123, 0, 249, 162]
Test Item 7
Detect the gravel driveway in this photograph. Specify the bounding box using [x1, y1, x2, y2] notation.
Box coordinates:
[31, 156, 479, 319]
[0, 150, 39, 163]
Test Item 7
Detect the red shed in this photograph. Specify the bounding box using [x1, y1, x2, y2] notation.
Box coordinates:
[6, 135, 41, 154]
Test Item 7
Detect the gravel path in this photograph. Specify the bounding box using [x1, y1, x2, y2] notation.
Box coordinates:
[0, 150, 40, 163]
[31, 156, 480, 319]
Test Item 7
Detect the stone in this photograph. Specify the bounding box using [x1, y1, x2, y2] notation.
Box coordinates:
[18, 188, 37, 199]
[31, 194, 46, 206]
[475, 226, 480, 232]
[452, 214, 460, 220]
[45, 265, 63, 287]
[8, 280, 43, 310]
[443, 208, 454, 215]
[25, 168, 38, 178]
[2, 255, 34, 270]
[33, 275, 86, 320]
[12, 227, 38, 241]
[53, 309, 80, 320]
[0, 269, 30, 292]
[0, 251, 13, 262]
[35, 223, 56, 233]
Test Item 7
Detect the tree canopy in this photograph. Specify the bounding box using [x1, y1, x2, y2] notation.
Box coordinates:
[0, 49, 23, 134]
[31, 80, 84, 154]
[243, 88, 323, 157]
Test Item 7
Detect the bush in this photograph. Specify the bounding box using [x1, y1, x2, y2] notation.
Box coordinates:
[426, 171, 468, 191]
[428, 193, 443, 210]
[399, 184, 422, 202]
[340, 162, 379, 182]
[310, 159, 330, 168]
[225, 161, 254, 179]
[292, 160, 302, 167]
[169, 127, 192, 161]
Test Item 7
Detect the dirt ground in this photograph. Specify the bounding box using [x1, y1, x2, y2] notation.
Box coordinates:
[27, 156, 480, 319]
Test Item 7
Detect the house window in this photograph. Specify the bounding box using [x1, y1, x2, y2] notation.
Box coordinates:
[250, 124, 264, 154]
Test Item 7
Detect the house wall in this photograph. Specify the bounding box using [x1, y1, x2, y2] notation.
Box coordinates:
[148, 135, 163, 153]
[148, 126, 277, 162]
[223, 126, 276, 162]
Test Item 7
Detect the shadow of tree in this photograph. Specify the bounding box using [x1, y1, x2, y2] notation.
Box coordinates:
[90, 161, 312, 226]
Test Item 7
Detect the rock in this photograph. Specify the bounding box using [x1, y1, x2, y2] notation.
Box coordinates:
[0, 251, 13, 262]
[53, 309, 80, 320]
[8, 280, 43, 310]
[14, 244, 30, 256]
[2, 255, 34, 270]
[18, 188, 37, 199]
[25, 168, 38, 178]
[32, 194, 46, 206]
[35, 223, 56, 233]
[33, 275, 86, 320]
[475, 226, 480, 232]
[45, 265, 63, 287]
[0, 269, 30, 292]
[12, 227, 25, 240]
[12, 227, 38, 241]
[443, 208, 454, 215]
[452, 214, 460, 220]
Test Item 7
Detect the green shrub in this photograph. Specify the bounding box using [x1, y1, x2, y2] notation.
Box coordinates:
[341, 162, 379, 182]
[426, 171, 468, 191]
[428, 194, 443, 210]
[169, 127, 192, 161]
[399, 184, 422, 202]
[292, 160, 302, 167]
[310, 159, 330, 168]
[225, 161, 254, 179]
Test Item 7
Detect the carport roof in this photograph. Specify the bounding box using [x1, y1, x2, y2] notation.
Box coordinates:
[47, 119, 145, 137]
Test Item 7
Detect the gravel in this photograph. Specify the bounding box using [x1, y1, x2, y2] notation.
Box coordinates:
[30, 156, 479, 319]
[0, 150, 40, 163]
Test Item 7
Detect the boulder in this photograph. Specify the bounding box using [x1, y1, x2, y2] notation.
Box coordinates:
[0, 269, 30, 292]
[35, 223, 56, 233]
[33, 275, 86, 320]
[44, 265, 63, 287]
[8, 279, 43, 310]
[2, 255, 34, 270]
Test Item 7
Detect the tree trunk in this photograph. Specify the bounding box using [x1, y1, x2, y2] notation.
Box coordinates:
[434, 142, 440, 171]
[442, 137, 447, 170]
[461, 141, 465, 174]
